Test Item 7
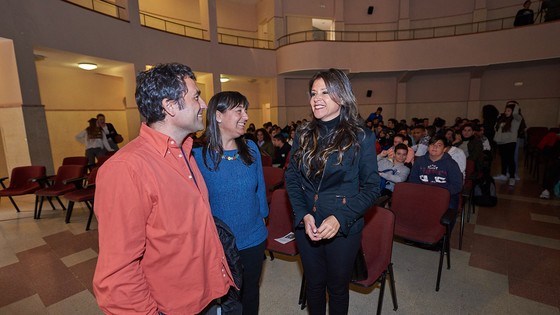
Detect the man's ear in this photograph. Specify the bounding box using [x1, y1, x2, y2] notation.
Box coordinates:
[162, 99, 176, 117]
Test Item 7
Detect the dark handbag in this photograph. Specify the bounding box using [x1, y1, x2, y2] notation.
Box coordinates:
[113, 134, 124, 144]
[351, 247, 368, 282]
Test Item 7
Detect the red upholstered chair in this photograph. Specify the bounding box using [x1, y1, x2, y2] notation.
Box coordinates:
[61, 156, 88, 168]
[262, 166, 285, 204]
[390, 182, 452, 291]
[265, 189, 306, 309]
[352, 205, 398, 315]
[459, 159, 476, 250]
[63, 167, 99, 231]
[261, 154, 272, 167]
[0, 166, 46, 212]
[34, 165, 86, 219]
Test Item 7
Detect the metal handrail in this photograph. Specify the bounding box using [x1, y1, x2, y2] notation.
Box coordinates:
[139, 12, 209, 41]
[276, 15, 529, 47]
[62, 0, 127, 20]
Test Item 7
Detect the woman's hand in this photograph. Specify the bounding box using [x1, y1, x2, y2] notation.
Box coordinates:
[303, 214, 321, 241]
[317, 215, 340, 239]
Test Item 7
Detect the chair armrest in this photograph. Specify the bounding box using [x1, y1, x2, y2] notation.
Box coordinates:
[268, 181, 284, 192]
[374, 195, 391, 206]
[63, 176, 87, 189]
[85, 183, 96, 189]
[440, 208, 457, 226]
[30, 175, 51, 187]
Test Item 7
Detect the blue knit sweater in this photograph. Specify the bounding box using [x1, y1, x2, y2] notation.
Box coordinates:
[193, 140, 268, 250]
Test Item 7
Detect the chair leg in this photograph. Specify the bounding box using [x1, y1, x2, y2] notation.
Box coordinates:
[7, 196, 20, 212]
[47, 197, 56, 210]
[299, 273, 306, 310]
[55, 196, 66, 210]
[65, 201, 75, 223]
[85, 201, 94, 231]
[388, 263, 398, 311]
[436, 234, 447, 292]
[35, 196, 45, 219]
[269, 250, 275, 261]
[376, 271, 387, 315]
[445, 226, 451, 270]
[459, 203, 465, 250]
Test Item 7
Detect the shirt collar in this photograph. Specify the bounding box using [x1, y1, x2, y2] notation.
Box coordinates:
[138, 123, 194, 157]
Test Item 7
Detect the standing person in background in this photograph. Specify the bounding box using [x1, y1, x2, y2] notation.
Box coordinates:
[193, 91, 268, 315]
[285, 68, 379, 315]
[93, 63, 234, 315]
[514, 0, 535, 26]
[493, 101, 523, 186]
[75, 118, 113, 165]
[96, 113, 121, 151]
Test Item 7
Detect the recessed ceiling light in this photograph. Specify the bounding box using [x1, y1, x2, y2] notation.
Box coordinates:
[78, 63, 98, 70]
[220, 77, 230, 83]
[513, 81, 523, 87]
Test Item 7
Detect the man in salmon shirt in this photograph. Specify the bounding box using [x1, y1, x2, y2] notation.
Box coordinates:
[93, 63, 235, 315]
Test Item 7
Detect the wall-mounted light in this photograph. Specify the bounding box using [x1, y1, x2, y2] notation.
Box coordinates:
[514, 81, 524, 87]
[78, 63, 98, 70]
[220, 76, 230, 83]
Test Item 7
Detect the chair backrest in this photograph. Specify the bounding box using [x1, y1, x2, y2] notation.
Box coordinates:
[357, 205, 395, 286]
[52, 165, 86, 189]
[62, 156, 88, 167]
[261, 154, 273, 167]
[268, 189, 293, 235]
[526, 127, 550, 148]
[391, 182, 450, 244]
[463, 159, 475, 191]
[87, 167, 100, 186]
[8, 166, 46, 189]
[263, 166, 285, 190]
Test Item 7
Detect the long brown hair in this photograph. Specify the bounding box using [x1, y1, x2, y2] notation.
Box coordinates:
[496, 101, 516, 133]
[293, 68, 365, 178]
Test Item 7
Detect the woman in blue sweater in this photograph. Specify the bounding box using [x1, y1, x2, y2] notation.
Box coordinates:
[193, 91, 268, 315]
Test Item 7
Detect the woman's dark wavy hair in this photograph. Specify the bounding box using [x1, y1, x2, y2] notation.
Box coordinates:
[135, 63, 196, 125]
[294, 68, 365, 178]
[496, 101, 517, 133]
[201, 91, 254, 171]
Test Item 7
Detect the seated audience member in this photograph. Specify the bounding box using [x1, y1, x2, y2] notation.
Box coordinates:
[444, 128, 455, 145]
[411, 125, 430, 156]
[447, 144, 467, 180]
[409, 135, 463, 212]
[538, 131, 560, 199]
[377, 128, 391, 151]
[272, 133, 291, 167]
[377, 143, 411, 196]
[474, 124, 492, 151]
[433, 117, 446, 137]
[255, 127, 275, 157]
[379, 134, 415, 165]
[387, 118, 399, 132]
[367, 106, 383, 124]
[458, 123, 484, 171]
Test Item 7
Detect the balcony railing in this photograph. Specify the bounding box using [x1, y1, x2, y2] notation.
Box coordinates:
[62, 0, 127, 20]
[139, 12, 209, 41]
[277, 16, 530, 47]
[218, 33, 274, 49]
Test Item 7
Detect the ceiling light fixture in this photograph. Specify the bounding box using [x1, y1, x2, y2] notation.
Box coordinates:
[78, 63, 98, 70]
[220, 77, 230, 83]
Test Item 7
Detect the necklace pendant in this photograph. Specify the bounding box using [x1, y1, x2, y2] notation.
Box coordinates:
[314, 194, 318, 201]
[312, 205, 316, 212]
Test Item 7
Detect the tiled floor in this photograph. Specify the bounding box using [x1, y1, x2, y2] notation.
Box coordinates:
[0, 160, 559, 314]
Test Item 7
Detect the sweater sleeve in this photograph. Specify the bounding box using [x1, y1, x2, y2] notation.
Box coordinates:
[250, 141, 269, 219]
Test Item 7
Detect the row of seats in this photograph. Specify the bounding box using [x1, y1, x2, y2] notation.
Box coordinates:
[0, 156, 106, 231]
[265, 182, 455, 314]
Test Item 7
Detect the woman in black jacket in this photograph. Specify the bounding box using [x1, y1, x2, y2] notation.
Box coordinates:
[285, 68, 380, 315]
